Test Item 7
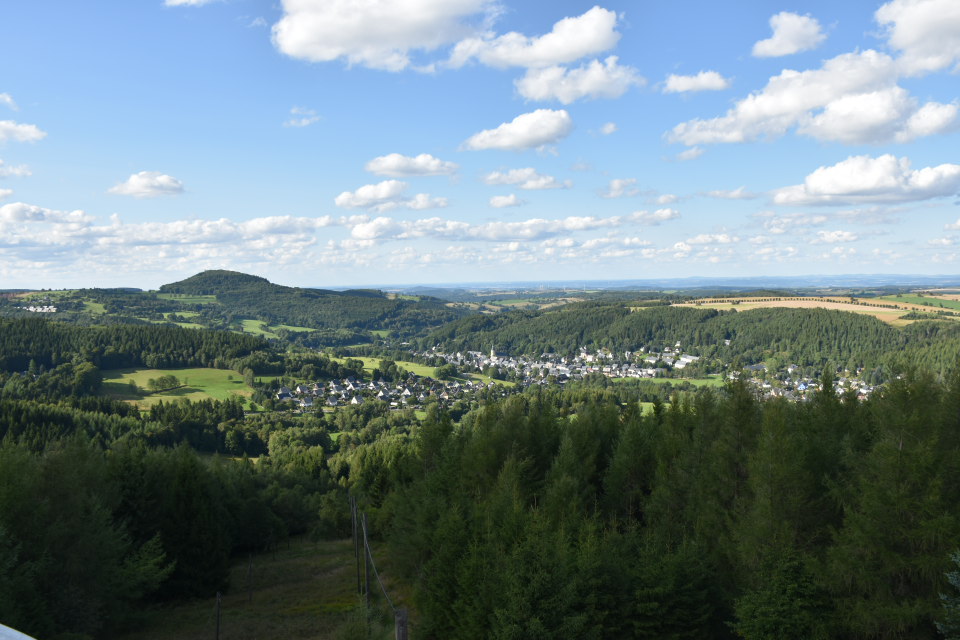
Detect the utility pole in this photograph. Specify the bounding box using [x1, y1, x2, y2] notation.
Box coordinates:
[215, 591, 222, 640]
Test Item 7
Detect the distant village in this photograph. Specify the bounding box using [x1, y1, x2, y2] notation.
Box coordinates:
[275, 343, 878, 412]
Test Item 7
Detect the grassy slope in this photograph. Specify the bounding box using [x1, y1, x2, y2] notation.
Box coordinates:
[116, 538, 399, 640]
[102, 367, 252, 407]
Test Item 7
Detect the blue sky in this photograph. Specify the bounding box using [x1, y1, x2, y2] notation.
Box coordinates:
[1, 0, 959, 289]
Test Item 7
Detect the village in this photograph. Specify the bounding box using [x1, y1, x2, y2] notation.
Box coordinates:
[273, 343, 878, 412]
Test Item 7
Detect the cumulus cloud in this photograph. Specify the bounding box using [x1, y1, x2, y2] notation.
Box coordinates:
[0, 159, 31, 178]
[704, 186, 757, 199]
[0, 189, 12, 201]
[663, 70, 731, 93]
[365, 153, 458, 177]
[946, 218, 960, 230]
[0, 94, 17, 111]
[670, 3, 960, 148]
[483, 167, 569, 190]
[669, 48, 958, 146]
[108, 171, 184, 198]
[334, 179, 446, 212]
[334, 180, 408, 209]
[752, 12, 826, 57]
[628, 208, 680, 225]
[676, 146, 704, 161]
[283, 106, 321, 127]
[463, 109, 573, 151]
[773, 154, 960, 205]
[272, 0, 494, 72]
[165, 0, 218, 5]
[798, 86, 957, 144]
[490, 194, 524, 208]
[449, 6, 620, 69]
[600, 122, 617, 135]
[876, 0, 960, 74]
[0, 202, 93, 225]
[600, 178, 639, 198]
[758, 212, 828, 235]
[815, 230, 859, 243]
[657, 194, 679, 204]
[515, 56, 644, 103]
[687, 233, 739, 245]
[0, 121, 46, 144]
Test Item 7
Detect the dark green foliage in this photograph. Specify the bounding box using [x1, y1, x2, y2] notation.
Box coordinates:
[939, 552, 960, 639]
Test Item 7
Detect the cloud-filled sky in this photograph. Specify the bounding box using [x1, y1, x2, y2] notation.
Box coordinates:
[1, 0, 959, 288]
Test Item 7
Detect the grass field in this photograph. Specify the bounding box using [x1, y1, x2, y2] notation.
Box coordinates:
[874, 294, 960, 311]
[239, 319, 315, 338]
[102, 367, 252, 406]
[116, 537, 399, 640]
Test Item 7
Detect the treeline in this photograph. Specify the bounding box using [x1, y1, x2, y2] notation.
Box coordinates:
[0, 439, 339, 639]
[338, 372, 960, 638]
[0, 318, 267, 372]
[425, 304, 960, 378]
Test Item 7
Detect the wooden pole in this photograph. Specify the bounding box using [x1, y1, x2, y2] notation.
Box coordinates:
[215, 591, 222, 640]
[362, 512, 371, 612]
[395, 607, 408, 640]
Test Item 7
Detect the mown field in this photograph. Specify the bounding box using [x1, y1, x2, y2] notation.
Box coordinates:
[102, 367, 252, 406]
[116, 538, 401, 640]
[335, 356, 514, 387]
[671, 296, 951, 327]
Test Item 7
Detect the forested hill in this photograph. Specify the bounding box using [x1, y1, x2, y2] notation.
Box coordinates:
[425, 302, 960, 374]
[0, 317, 268, 371]
[158, 269, 465, 333]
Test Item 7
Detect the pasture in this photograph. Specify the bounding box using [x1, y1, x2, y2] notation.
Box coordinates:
[102, 367, 252, 406]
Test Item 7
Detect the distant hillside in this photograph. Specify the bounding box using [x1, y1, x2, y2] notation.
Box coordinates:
[425, 301, 960, 375]
[160, 270, 467, 334]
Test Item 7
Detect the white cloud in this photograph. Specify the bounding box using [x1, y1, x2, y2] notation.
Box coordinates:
[929, 236, 957, 246]
[463, 109, 573, 151]
[334, 180, 408, 209]
[815, 230, 859, 243]
[0, 189, 12, 201]
[657, 194, 679, 204]
[108, 171, 184, 198]
[773, 154, 960, 205]
[449, 6, 620, 69]
[165, 0, 218, 5]
[752, 12, 826, 58]
[668, 49, 957, 146]
[629, 208, 680, 225]
[876, 0, 960, 74]
[947, 218, 960, 230]
[663, 70, 731, 93]
[334, 179, 446, 211]
[483, 167, 568, 190]
[759, 212, 828, 234]
[676, 146, 704, 161]
[0, 159, 31, 178]
[687, 233, 738, 245]
[0, 121, 46, 143]
[365, 153, 458, 177]
[283, 106, 321, 127]
[0, 94, 17, 111]
[490, 194, 524, 208]
[600, 122, 617, 135]
[600, 178, 639, 198]
[515, 56, 644, 103]
[705, 186, 757, 199]
[272, 0, 494, 72]
[0, 202, 93, 225]
[406, 193, 449, 210]
[798, 86, 957, 144]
